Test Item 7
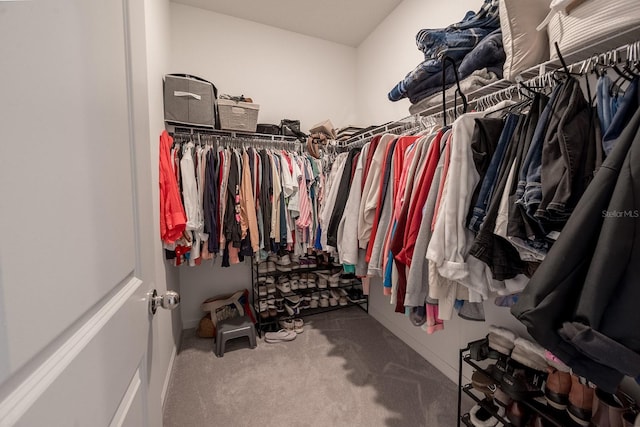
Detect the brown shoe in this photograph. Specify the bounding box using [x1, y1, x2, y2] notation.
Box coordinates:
[506, 400, 531, 427]
[544, 368, 572, 410]
[567, 374, 595, 426]
[591, 388, 629, 427]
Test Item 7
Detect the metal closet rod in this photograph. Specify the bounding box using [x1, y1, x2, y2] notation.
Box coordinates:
[171, 125, 299, 142]
[342, 38, 640, 146]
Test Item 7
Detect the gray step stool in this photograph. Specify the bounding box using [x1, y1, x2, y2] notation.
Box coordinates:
[215, 315, 257, 357]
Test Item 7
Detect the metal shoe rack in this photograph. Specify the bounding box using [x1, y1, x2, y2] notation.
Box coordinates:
[457, 338, 574, 427]
[251, 257, 368, 337]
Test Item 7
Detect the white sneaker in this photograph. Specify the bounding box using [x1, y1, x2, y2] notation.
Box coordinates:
[279, 318, 294, 330]
[258, 263, 268, 274]
[310, 300, 319, 309]
[267, 262, 276, 272]
[276, 282, 291, 294]
[319, 298, 329, 308]
[329, 298, 338, 307]
[293, 318, 304, 334]
[266, 284, 276, 294]
[258, 286, 267, 297]
[290, 280, 299, 291]
[276, 254, 291, 265]
[264, 329, 296, 343]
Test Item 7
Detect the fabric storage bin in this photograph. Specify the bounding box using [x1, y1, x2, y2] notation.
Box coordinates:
[164, 74, 218, 127]
[256, 124, 281, 135]
[218, 99, 259, 132]
[547, 0, 640, 59]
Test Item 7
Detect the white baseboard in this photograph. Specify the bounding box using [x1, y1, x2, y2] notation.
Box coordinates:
[369, 305, 459, 384]
[161, 345, 177, 411]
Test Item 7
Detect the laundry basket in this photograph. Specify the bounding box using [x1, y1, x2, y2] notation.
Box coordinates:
[547, 0, 640, 59]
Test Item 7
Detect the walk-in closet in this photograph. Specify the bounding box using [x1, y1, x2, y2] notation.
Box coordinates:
[3, 0, 640, 426]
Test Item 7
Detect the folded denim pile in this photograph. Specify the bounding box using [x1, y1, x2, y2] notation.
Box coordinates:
[465, 327, 640, 427]
[388, 0, 505, 106]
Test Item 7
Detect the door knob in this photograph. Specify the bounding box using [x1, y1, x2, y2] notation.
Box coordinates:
[149, 289, 180, 315]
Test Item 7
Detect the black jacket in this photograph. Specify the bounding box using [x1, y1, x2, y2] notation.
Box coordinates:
[512, 108, 640, 393]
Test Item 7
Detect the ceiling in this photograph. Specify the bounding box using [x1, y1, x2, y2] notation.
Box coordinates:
[172, 0, 404, 47]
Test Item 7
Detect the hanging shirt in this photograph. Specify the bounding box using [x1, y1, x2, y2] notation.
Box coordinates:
[159, 131, 186, 244]
[180, 142, 200, 232]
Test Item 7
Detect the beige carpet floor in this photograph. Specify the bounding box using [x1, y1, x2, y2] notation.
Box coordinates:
[163, 307, 464, 427]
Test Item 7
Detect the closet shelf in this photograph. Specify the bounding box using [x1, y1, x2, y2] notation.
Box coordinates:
[253, 266, 346, 277]
[168, 124, 300, 142]
[415, 24, 640, 119]
[343, 24, 640, 147]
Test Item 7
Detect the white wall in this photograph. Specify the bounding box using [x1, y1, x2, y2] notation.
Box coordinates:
[356, 0, 531, 385]
[179, 263, 253, 329]
[170, 2, 359, 131]
[143, 0, 183, 422]
[355, 0, 480, 125]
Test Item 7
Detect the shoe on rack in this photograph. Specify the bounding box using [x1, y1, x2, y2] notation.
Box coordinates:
[506, 400, 531, 427]
[329, 297, 338, 307]
[266, 283, 276, 294]
[338, 296, 348, 306]
[567, 374, 595, 426]
[307, 274, 317, 288]
[591, 388, 630, 427]
[293, 318, 304, 334]
[276, 282, 291, 294]
[264, 329, 296, 343]
[257, 276, 267, 283]
[267, 261, 276, 273]
[285, 303, 299, 316]
[330, 289, 341, 300]
[310, 300, 319, 309]
[268, 307, 277, 317]
[311, 292, 320, 300]
[258, 286, 267, 297]
[276, 254, 292, 272]
[501, 368, 543, 401]
[275, 298, 285, 313]
[487, 325, 517, 356]
[472, 370, 497, 399]
[284, 295, 300, 305]
[469, 398, 503, 427]
[329, 272, 340, 288]
[290, 279, 299, 291]
[302, 254, 317, 268]
[347, 288, 367, 303]
[510, 338, 548, 373]
[257, 262, 268, 274]
[544, 368, 571, 410]
[340, 273, 355, 285]
[298, 275, 308, 289]
[319, 298, 329, 308]
[622, 411, 640, 427]
[320, 290, 331, 300]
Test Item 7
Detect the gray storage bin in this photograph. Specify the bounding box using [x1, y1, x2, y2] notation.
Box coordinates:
[164, 74, 217, 127]
[218, 99, 260, 132]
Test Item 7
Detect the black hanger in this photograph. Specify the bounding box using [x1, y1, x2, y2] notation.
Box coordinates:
[441, 56, 468, 127]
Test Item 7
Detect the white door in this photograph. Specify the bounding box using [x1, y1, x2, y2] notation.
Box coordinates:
[0, 1, 163, 426]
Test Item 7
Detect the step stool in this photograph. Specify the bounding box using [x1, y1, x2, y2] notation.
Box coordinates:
[215, 315, 257, 357]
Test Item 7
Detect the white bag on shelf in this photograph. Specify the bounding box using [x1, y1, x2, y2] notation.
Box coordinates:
[545, 0, 640, 59]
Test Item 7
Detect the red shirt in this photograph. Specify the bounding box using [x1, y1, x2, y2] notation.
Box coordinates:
[159, 131, 187, 243]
